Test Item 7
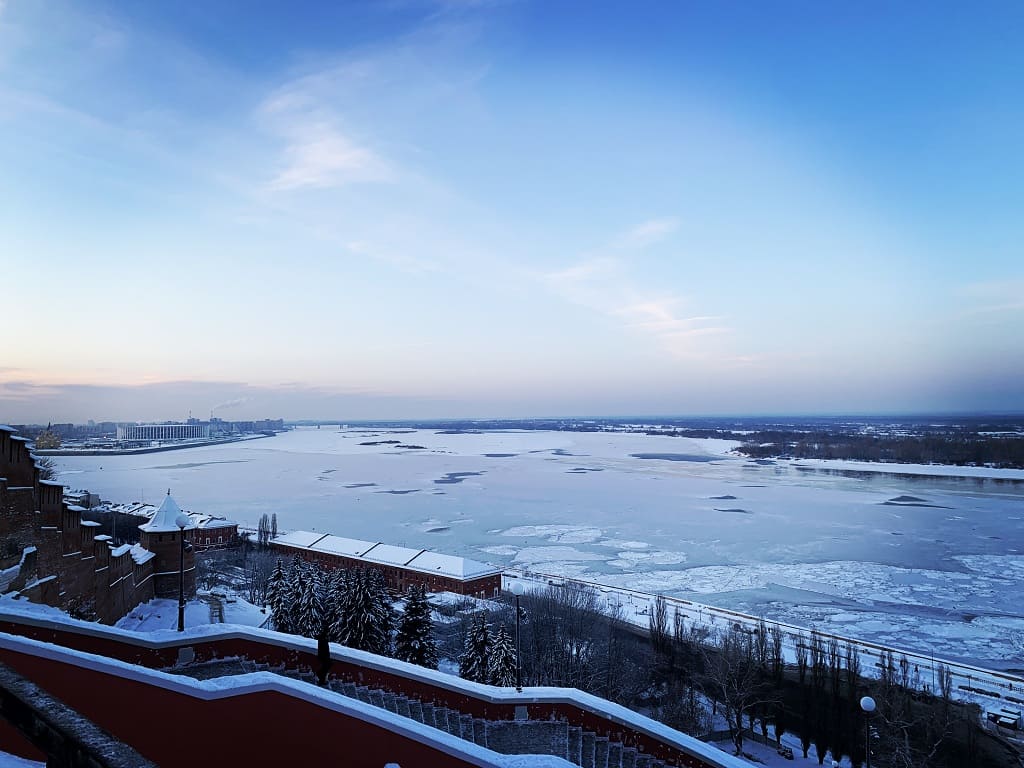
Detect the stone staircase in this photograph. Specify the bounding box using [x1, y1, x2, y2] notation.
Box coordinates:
[265, 666, 670, 768]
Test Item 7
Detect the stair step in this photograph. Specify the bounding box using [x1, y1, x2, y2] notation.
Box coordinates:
[420, 701, 435, 725]
[473, 718, 488, 747]
[568, 726, 582, 765]
[407, 699, 424, 723]
[436, 707, 454, 734]
[369, 689, 385, 708]
[580, 731, 597, 768]
[355, 686, 371, 704]
[620, 746, 637, 768]
[607, 741, 622, 768]
[594, 736, 609, 768]
[459, 713, 474, 741]
[485, 721, 570, 759]
[634, 755, 653, 768]
[395, 696, 411, 719]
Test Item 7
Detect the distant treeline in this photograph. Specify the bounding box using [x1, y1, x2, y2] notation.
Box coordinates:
[336, 417, 1024, 468]
[735, 432, 1024, 468]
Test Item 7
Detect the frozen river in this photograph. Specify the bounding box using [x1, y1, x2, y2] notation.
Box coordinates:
[53, 427, 1024, 668]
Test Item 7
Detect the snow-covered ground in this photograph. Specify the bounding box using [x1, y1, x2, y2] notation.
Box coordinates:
[51, 427, 1024, 667]
[0, 753, 44, 768]
[115, 594, 268, 632]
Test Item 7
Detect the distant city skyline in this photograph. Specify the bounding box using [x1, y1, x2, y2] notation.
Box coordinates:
[2, 1, 1021, 423]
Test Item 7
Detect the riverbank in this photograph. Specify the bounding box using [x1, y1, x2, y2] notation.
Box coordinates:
[35, 433, 275, 457]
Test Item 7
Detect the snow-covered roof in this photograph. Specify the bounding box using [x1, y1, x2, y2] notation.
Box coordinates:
[39, 480, 64, 487]
[139, 492, 194, 532]
[0, 424, 17, 433]
[110, 544, 132, 557]
[273, 530, 331, 549]
[194, 516, 236, 530]
[314, 535, 376, 558]
[95, 534, 112, 542]
[360, 543, 423, 567]
[130, 544, 155, 565]
[81, 520, 101, 528]
[274, 531, 502, 581]
[405, 550, 499, 579]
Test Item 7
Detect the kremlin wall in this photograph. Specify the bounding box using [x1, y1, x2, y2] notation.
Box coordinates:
[0, 425, 195, 623]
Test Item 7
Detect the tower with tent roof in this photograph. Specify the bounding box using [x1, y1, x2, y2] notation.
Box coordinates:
[138, 490, 196, 600]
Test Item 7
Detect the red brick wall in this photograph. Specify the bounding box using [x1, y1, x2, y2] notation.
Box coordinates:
[1, 429, 157, 625]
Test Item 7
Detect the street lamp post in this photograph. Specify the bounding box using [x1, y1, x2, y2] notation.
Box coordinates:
[510, 581, 525, 692]
[175, 512, 190, 632]
[860, 695, 876, 768]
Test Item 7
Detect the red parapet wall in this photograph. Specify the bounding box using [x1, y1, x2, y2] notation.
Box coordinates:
[0, 643, 486, 768]
[0, 614, 740, 768]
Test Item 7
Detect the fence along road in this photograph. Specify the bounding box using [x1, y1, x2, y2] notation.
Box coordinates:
[504, 569, 1024, 714]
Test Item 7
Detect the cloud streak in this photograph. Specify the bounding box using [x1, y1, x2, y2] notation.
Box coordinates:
[542, 220, 732, 358]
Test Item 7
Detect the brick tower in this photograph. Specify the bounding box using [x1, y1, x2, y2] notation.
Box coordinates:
[137, 491, 196, 600]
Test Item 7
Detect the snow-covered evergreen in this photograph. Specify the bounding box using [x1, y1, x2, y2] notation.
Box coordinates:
[285, 557, 308, 636]
[266, 558, 291, 633]
[459, 613, 492, 683]
[296, 565, 325, 638]
[321, 567, 346, 641]
[394, 584, 438, 669]
[487, 623, 517, 686]
[333, 568, 393, 656]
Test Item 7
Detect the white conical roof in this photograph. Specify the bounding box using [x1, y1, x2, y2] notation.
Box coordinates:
[140, 491, 194, 533]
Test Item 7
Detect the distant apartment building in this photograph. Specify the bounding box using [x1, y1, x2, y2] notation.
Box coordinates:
[116, 423, 210, 441]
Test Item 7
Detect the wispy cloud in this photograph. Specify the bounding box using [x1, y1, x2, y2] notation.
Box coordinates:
[959, 279, 1024, 317]
[612, 301, 727, 339]
[542, 220, 731, 358]
[613, 217, 679, 250]
[260, 98, 392, 191]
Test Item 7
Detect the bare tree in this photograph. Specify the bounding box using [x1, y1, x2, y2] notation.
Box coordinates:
[701, 626, 778, 756]
[649, 594, 671, 658]
[770, 624, 784, 682]
[244, 550, 277, 605]
[520, 582, 606, 689]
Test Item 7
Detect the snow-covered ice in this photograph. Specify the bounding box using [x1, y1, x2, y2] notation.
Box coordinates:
[51, 427, 1024, 667]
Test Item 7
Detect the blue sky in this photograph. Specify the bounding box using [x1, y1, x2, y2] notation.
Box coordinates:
[1, 0, 1021, 422]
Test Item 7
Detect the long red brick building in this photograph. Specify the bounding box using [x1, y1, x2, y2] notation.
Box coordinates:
[271, 530, 503, 597]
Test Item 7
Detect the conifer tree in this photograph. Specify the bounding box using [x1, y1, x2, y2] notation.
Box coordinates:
[487, 624, 517, 686]
[287, 563, 308, 636]
[323, 567, 347, 642]
[459, 613, 492, 684]
[334, 568, 393, 656]
[266, 559, 290, 633]
[395, 585, 439, 669]
[296, 565, 326, 638]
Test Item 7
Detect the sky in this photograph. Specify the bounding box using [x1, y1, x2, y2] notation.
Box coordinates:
[1, 0, 1021, 423]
